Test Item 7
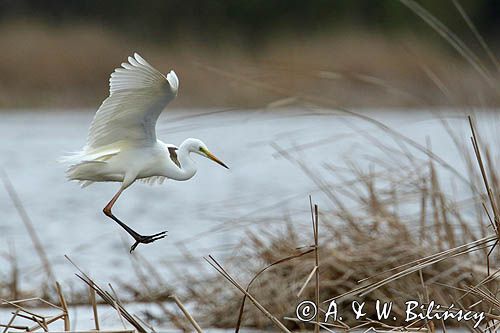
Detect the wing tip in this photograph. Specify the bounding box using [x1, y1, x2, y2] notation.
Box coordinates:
[134, 52, 146, 64]
[166, 70, 179, 92]
[127, 56, 137, 66]
[109, 52, 176, 94]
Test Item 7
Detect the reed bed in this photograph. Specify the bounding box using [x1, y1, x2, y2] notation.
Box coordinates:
[1, 1, 500, 332]
[162, 117, 497, 331]
[2, 120, 498, 332]
[164, 5, 500, 329]
[163, 6, 500, 325]
[0, 260, 156, 333]
[0, 17, 498, 108]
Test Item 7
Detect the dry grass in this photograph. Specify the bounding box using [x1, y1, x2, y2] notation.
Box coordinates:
[163, 13, 500, 330]
[0, 267, 151, 333]
[0, 20, 498, 108]
[168, 129, 498, 331]
[3, 112, 497, 331]
[1, 3, 500, 332]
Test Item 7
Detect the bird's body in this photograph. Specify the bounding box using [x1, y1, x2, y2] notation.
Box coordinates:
[65, 140, 196, 184]
[61, 53, 228, 252]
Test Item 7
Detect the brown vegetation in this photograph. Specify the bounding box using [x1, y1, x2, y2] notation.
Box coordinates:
[2, 110, 499, 332]
[1, 3, 500, 332]
[0, 20, 498, 109]
[168, 114, 499, 331]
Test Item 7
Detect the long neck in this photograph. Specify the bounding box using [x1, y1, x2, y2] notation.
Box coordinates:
[175, 142, 197, 181]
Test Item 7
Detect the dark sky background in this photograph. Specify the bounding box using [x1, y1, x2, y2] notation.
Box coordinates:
[0, 0, 498, 46]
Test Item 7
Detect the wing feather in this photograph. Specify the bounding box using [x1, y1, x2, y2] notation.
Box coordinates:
[139, 176, 167, 185]
[86, 52, 178, 149]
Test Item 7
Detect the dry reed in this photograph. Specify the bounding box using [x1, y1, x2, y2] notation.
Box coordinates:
[1, 2, 500, 332]
[0, 19, 498, 108]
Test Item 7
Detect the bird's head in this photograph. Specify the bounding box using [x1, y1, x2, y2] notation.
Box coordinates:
[185, 138, 229, 169]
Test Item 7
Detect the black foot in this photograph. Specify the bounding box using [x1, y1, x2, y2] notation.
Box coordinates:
[130, 230, 167, 253]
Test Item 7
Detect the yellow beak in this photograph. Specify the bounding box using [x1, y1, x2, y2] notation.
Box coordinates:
[201, 147, 229, 169]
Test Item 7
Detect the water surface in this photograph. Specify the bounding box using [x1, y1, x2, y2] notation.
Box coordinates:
[0, 108, 498, 291]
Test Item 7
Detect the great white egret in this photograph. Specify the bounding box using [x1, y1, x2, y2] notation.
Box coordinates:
[61, 53, 229, 252]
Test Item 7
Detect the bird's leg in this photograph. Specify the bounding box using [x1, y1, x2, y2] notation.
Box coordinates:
[103, 188, 167, 253]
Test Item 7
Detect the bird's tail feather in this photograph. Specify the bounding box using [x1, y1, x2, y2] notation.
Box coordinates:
[78, 180, 95, 188]
[59, 147, 120, 186]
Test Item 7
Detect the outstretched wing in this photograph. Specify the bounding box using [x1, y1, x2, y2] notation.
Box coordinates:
[86, 53, 179, 149]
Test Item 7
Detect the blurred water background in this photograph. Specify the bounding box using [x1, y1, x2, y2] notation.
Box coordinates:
[1, 108, 498, 289]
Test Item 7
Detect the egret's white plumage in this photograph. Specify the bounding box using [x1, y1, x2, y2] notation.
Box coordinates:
[61, 52, 228, 252]
[87, 54, 178, 148]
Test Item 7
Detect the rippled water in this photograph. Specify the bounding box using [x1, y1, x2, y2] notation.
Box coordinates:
[0, 108, 498, 292]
